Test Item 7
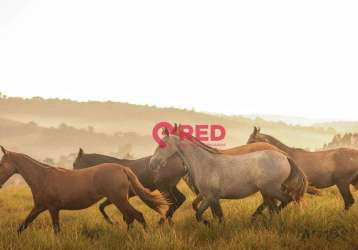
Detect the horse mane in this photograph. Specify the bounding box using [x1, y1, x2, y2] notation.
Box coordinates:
[84, 153, 124, 162]
[12, 152, 78, 173]
[178, 134, 222, 154]
[170, 123, 222, 154]
[260, 133, 307, 152]
[191, 137, 221, 154]
[81, 152, 141, 165]
[13, 152, 55, 169]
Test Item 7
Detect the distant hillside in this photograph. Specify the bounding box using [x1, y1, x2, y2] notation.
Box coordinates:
[245, 114, 333, 126]
[0, 96, 340, 155]
[313, 121, 358, 134]
[0, 117, 152, 160]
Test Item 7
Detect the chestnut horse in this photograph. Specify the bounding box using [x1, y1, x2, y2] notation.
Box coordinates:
[73, 149, 186, 225]
[0, 147, 167, 234]
[247, 127, 358, 210]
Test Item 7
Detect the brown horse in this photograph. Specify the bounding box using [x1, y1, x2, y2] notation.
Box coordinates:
[0, 146, 168, 234]
[73, 149, 186, 225]
[247, 127, 358, 210]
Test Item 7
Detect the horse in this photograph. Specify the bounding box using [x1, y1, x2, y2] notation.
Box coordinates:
[247, 127, 358, 210]
[152, 125, 319, 212]
[0, 146, 168, 234]
[149, 134, 307, 225]
[73, 149, 187, 225]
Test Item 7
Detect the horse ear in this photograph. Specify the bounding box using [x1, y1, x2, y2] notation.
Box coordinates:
[173, 123, 178, 134]
[1, 146, 7, 155]
[257, 127, 261, 133]
[163, 128, 169, 136]
[78, 148, 84, 157]
[253, 126, 258, 134]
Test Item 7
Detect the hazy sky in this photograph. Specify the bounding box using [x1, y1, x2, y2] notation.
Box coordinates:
[0, 1, 357, 120]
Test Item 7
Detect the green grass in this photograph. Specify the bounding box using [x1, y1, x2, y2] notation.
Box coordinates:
[0, 184, 357, 250]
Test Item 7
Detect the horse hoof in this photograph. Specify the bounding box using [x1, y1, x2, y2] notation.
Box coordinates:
[127, 224, 135, 231]
[105, 220, 114, 225]
[251, 216, 258, 223]
[158, 218, 165, 225]
[17, 226, 24, 235]
[168, 218, 174, 226]
[142, 224, 148, 232]
[203, 220, 211, 227]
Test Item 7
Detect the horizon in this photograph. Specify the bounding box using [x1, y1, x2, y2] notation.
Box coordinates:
[1, 93, 356, 125]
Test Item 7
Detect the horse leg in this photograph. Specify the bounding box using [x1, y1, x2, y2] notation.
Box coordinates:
[167, 187, 186, 223]
[17, 206, 46, 234]
[192, 194, 221, 218]
[158, 186, 186, 225]
[251, 195, 270, 221]
[267, 199, 279, 214]
[277, 195, 292, 211]
[337, 182, 355, 210]
[99, 199, 114, 225]
[112, 198, 147, 230]
[251, 202, 267, 220]
[156, 187, 176, 225]
[192, 194, 202, 212]
[262, 188, 292, 212]
[193, 194, 218, 219]
[49, 209, 60, 234]
[210, 199, 224, 223]
[195, 198, 211, 226]
[252, 192, 280, 220]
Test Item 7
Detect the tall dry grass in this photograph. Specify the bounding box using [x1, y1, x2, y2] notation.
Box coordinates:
[0, 183, 357, 250]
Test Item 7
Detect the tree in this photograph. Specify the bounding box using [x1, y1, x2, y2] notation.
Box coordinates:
[88, 126, 94, 133]
[115, 144, 134, 159]
[28, 121, 38, 127]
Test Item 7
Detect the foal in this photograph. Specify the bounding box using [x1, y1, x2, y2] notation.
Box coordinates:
[0, 146, 168, 234]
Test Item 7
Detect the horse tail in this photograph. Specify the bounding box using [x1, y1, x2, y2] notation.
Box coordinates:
[192, 194, 203, 212]
[281, 157, 308, 203]
[306, 186, 321, 196]
[122, 167, 168, 216]
[351, 175, 358, 191]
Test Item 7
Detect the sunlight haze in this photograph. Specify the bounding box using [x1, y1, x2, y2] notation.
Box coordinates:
[1, 0, 357, 120]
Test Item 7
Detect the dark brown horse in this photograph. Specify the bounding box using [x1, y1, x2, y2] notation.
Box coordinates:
[73, 149, 186, 224]
[247, 127, 358, 210]
[0, 146, 168, 234]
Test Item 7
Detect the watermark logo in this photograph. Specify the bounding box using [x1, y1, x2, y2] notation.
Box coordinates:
[152, 121, 226, 147]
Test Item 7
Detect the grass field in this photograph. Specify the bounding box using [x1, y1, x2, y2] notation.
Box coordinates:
[0, 184, 358, 250]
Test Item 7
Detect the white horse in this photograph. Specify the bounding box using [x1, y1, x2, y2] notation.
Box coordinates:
[150, 135, 307, 225]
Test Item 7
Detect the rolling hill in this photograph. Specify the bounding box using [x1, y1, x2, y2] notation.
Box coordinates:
[0, 95, 345, 161]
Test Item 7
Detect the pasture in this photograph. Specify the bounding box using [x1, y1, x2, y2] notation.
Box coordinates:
[0, 183, 357, 250]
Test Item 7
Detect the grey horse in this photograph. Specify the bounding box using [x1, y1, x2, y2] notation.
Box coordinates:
[149, 134, 307, 225]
